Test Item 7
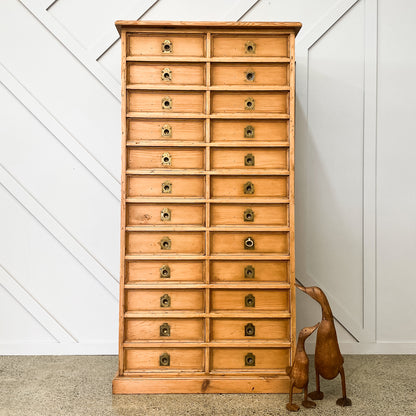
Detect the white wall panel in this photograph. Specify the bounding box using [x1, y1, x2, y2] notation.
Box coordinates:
[0, 0, 414, 354]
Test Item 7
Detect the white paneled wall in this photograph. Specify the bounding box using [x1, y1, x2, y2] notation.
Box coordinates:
[0, 0, 415, 354]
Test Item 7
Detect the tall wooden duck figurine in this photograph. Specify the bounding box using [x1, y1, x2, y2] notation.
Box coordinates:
[296, 284, 352, 407]
[286, 322, 319, 412]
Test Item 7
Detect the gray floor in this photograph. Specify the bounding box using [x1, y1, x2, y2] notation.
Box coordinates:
[0, 355, 415, 416]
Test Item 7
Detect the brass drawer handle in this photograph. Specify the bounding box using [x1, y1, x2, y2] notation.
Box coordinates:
[160, 264, 171, 278]
[244, 125, 255, 138]
[161, 152, 172, 166]
[160, 294, 171, 308]
[245, 70, 255, 82]
[245, 352, 256, 366]
[245, 293, 255, 307]
[243, 181, 254, 194]
[159, 352, 170, 366]
[161, 124, 172, 137]
[244, 237, 255, 250]
[245, 41, 256, 54]
[244, 153, 255, 166]
[160, 237, 171, 250]
[245, 323, 255, 337]
[160, 208, 171, 221]
[244, 97, 255, 110]
[160, 323, 171, 337]
[161, 181, 172, 194]
[161, 67, 172, 81]
[244, 208, 254, 222]
[162, 96, 172, 110]
[244, 265, 255, 279]
[162, 40, 173, 53]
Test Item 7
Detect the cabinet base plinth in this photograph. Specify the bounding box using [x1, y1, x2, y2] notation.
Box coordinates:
[113, 375, 295, 394]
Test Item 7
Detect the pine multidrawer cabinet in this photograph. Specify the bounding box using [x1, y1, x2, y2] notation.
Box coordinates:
[113, 21, 301, 394]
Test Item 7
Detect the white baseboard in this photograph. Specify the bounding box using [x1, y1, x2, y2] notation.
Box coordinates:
[1, 342, 416, 356]
[0, 342, 117, 355]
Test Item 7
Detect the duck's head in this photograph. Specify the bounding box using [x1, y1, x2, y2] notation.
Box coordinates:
[296, 284, 325, 303]
[299, 322, 320, 340]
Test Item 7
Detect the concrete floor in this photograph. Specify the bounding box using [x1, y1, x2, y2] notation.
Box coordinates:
[0, 355, 415, 416]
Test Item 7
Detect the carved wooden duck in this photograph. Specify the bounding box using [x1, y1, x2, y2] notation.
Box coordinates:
[286, 322, 319, 412]
[296, 284, 352, 407]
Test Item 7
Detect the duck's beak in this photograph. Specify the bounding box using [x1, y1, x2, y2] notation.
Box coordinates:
[295, 283, 306, 293]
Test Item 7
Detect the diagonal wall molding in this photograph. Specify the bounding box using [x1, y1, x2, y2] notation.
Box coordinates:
[19, 0, 121, 100]
[0, 264, 77, 343]
[225, 0, 260, 21]
[0, 164, 119, 300]
[90, 0, 159, 60]
[0, 62, 120, 201]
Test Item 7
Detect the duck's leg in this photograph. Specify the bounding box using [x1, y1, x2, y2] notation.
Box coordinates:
[302, 384, 316, 408]
[336, 365, 352, 406]
[308, 368, 324, 400]
[286, 380, 300, 412]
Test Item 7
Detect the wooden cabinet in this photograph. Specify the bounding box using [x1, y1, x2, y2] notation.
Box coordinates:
[113, 20, 301, 394]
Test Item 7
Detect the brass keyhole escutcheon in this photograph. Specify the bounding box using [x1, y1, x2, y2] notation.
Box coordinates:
[245, 352, 256, 366]
[244, 153, 255, 166]
[245, 41, 256, 54]
[244, 97, 255, 110]
[162, 96, 172, 110]
[244, 208, 254, 222]
[161, 124, 172, 137]
[161, 152, 172, 166]
[159, 352, 170, 366]
[245, 294, 255, 307]
[245, 323, 255, 337]
[243, 181, 254, 194]
[162, 40, 173, 53]
[244, 265, 255, 279]
[160, 294, 171, 308]
[161, 181, 172, 194]
[245, 70, 255, 82]
[244, 125, 255, 138]
[160, 208, 171, 222]
[160, 264, 171, 278]
[244, 237, 255, 250]
[160, 323, 171, 337]
[161, 67, 172, 81]
[160, 237, 171, 250]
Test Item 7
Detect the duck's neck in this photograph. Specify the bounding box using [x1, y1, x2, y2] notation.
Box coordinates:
[296, 336, 306, 353]
[320, 293, 334, 321]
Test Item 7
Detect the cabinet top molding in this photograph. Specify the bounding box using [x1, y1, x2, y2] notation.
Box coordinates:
[115, 20, 302, 35]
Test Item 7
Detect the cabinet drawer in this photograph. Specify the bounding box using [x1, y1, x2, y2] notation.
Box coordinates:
[210, 260, 289, 283]
[128, 91, 205, 113]
[128, 62, 205, 85]
[210, 204, 288, 226]
[126, 231, 204, 255]
[127, 204, 205, 226]
[127, 175, 205, 197]
[211, 120, 288, 143]
[211, 34, 289, 57]
[211, 148, 288, 170]
[211, 232, 289, 255]
[211, 176, 287, 198]
[128, 147, 205, 170]
[125, 318, 204, 341]
[211, 92, 288, 114]
[128, 119, 205, 142]
[126, 260, 204, 283]
[211, 63, 288, 86]
[128, 34, 206, 57]
[211, 348, 290, 372]
[211, 289, 289, 312]
[126, 289, 205, 312]
[125, 348, 204, 372]
[211, 319, 290, 341]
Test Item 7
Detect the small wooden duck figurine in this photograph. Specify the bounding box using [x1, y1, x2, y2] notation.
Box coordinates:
[286, 322, 319, 412]
[296, 284, 352, 407]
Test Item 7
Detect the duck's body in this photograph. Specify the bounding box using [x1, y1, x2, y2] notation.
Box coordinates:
[286, 323, 319, 412]
[297, 284, 352, 407]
